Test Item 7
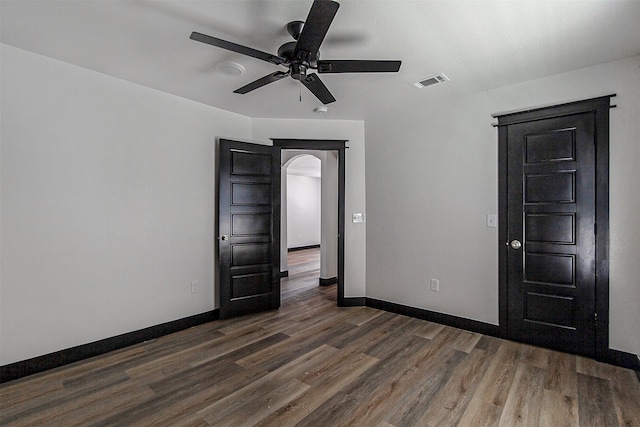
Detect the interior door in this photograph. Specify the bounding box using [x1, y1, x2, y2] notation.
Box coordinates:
[218, 139, 281, 318]
[506, 113, 597, 356]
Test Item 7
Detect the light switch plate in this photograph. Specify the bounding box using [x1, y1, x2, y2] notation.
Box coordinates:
[352, 213, 365, 223]
[486, 214, 497, 228]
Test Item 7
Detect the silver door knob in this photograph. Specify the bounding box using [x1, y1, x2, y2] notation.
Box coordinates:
[510, 239, 522, 250]
[220, 235, 229, 241]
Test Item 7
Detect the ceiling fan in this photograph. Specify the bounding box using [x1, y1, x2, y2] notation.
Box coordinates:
[190, 0, 401, 104]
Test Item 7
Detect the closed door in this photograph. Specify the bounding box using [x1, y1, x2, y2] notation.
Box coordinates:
[218, 139, 281, 318]
[506, 112, 597, 356]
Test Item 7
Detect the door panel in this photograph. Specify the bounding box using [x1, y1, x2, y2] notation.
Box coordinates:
[218, 139, 281, 318]
[506, 113, 596, 356]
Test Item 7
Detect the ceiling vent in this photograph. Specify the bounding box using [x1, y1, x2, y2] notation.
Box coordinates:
[412, 73, 449, 89]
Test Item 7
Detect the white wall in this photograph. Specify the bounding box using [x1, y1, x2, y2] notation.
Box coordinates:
[286, 173, 321, 248]
[365, 55, 640, 356]
[251, 119, 366, 298]
[0, 45, 252, 365]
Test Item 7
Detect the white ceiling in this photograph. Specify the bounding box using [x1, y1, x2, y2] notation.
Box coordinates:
[287, 155, 322, 178]
[2, 0, 639, 121]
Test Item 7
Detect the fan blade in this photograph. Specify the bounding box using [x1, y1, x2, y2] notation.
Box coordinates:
[190, 32, 285, 65]
[293, 0, 340, 61]
[317, 60, 402, 73]
[234, 71, 289, 94]
[302, 73, 336, 104]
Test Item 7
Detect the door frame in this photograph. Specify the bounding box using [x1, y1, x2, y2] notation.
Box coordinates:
[495, 95, 614, 361]
[272, 138, 347, 306]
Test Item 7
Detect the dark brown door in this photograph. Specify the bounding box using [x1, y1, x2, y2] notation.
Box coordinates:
[506, 113, 597, 356]
[218, 139, 281, 318]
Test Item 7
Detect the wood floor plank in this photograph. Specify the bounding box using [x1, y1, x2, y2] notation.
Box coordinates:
[453, 330, 483, 353]
[235, 321, 353, 373]
[577, 372, 619, 426]
[412, 326, 464, 369]
[520, 344, 551, 370]
[538, 389, 578, 427]
[136, 366, 269, 426]
[324, 313, 411, 362]
[456, 394, 503, 427]
[416, 348, 493, 426]
[255, 350, 379, 427]
[497, 363, 545, 426]
[364, 317, 438, 361]
[543, 350, 578, 398]
[474, 335, 504, 354]
[295, 335, 433, 426]
[122, 329, 250, 379]
[472, 340, 523, 408]
[324, 311, 397, 351]
[4, 378, 155, 426]
[198, 344, 336, 424]
[409, 319, 446, 340]
[209, 378, 310, 426]
[576, 355, 620, 380]
[1, 367, 132, 425]
[611, 367, 640, 426]
[344, 306, 385, 326]
[342, 341, 469, 426]
[0, 375, 65, 416]
[385, 348, 467, 426]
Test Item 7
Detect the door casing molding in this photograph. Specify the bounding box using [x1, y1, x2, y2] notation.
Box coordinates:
[495, 95, 614, 361]
[272, 139, 347, 306]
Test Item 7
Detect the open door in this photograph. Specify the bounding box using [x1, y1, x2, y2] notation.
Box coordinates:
[218, 139, 281, 318]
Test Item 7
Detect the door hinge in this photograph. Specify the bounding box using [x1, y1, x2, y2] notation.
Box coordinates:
[594, 312, 598, 322]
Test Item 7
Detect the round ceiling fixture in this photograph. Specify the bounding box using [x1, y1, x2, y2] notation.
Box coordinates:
[313, 106, 328, 114]
[214, 61, 246, 76]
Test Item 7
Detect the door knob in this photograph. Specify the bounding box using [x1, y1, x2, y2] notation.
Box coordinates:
[220, 235, 229, 241]
[510, 239, 522, 250]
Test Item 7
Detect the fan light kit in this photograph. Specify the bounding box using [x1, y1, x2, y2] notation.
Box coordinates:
[190, 0, 402, 104]
[214, 61, 246, 76]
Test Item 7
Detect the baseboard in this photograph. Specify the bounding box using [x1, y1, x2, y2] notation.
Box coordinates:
[319, 276, 337, 286]
[288, 244, 320, 252]
[280, 270, 289, 278]
[604, 348, 640, 371]
[365, 298, 502, 337]
[340, 297, 366, 307]
[0, 310, 219, 384]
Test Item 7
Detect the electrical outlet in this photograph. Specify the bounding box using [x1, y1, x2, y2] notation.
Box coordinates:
[191, 281, 199, 294]
[430, 278, 440, 292]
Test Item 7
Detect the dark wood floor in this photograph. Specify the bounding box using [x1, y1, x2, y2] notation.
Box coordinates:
[1, 248, 639, 426]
